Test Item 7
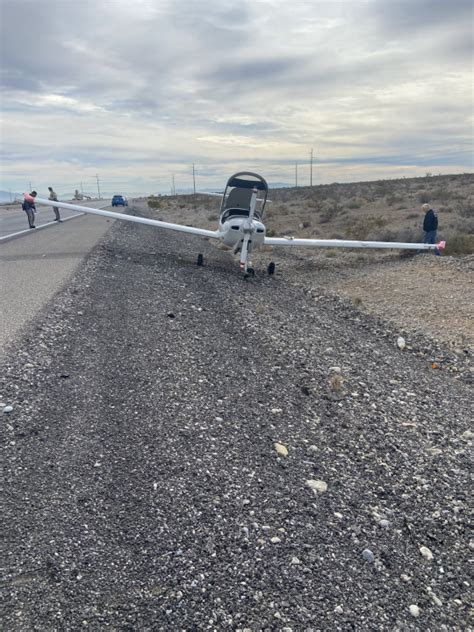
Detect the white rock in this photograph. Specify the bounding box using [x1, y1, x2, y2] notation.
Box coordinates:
[420, 545, 434, 561]
[274, 442, 288, 457]
[270, 536, 281, 544]
[427, 590, 442, 607]
[305, 479, 327, 494]
[409, 604, 420, 618]
[329, 366, 341, 373]
[397, 336, 406, 350]
[290, 556, 301, 565]
[3, 405, 13, 414]
[271, 408, 283, 414]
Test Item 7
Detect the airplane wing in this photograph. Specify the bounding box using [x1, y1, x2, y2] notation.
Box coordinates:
[34, 198, 221, 240]
[264, 236, 445, 251]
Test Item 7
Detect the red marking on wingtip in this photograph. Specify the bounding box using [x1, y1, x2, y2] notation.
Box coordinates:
[437, 241, 446, 250]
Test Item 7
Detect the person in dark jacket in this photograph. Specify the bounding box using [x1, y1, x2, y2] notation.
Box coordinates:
[22, 191, 37, 228]
[421, 203, 441, 255]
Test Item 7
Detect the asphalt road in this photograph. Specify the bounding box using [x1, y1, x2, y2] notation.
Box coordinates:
[1, 212, 471, 630]
[0, 199, 109, 241]
[0, 212, 114, 360]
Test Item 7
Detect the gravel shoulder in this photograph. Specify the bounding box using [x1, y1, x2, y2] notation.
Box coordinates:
[0, 214, 114, 361]
[1, 209, 471, 630]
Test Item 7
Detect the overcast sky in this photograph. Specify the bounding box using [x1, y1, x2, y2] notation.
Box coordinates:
[1, 0, 473, 196]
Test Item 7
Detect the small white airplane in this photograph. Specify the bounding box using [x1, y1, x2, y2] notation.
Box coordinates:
[35, 171, 445, 277]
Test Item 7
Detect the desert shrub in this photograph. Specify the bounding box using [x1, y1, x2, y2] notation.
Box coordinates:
[347, 198, 362, 209]
[385, 194, 403, 206]
[375, 182, 391, 196]
[345, 216, 388, 240]
[319, 199, 342, 223]
[366, 226, 419, 242]
[443, 233, 474, 255]
[208, 214, 218, 221]
[266, 228, 276, 237]
[417, 191, 430, 203]
[148, 195, 162, 209]
[451, 217, 474, 233]
[406, 213, 418, 219]
[431, 187, 450, 204]
[302, 220, 311, 228]
[457, 200, 474, 218]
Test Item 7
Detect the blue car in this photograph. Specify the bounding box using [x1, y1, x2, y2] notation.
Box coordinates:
[112, 195, 128, 207]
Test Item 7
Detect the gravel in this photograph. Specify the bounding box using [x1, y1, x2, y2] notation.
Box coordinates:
[1, 210, 471, 630]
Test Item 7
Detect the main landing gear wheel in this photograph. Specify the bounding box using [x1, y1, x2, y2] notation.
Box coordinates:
[267, 262, 275, 275]
[244, 267, 255, 280]
[197, 253, 204, 266]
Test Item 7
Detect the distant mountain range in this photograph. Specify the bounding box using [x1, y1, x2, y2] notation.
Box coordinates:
[0, 182, 293, 204]
[0, 190, 21, 203]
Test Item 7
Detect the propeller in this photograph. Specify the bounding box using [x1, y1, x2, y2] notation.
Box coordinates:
[239, 187, 258, 274]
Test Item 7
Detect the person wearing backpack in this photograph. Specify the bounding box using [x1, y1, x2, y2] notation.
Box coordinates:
[22, 191, 37, 229]
[421, 203, 441, 255]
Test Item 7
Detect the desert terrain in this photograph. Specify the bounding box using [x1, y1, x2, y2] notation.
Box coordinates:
[1, 173, 472, 630]
[146, 172, 474, 353]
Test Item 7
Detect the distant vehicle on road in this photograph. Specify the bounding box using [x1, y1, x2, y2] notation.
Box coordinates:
[111, 195, 128, 207]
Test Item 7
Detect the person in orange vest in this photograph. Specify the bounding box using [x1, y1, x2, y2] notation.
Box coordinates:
[22, 191, 37, 228]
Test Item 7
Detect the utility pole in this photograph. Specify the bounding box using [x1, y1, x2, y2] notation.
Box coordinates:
[29, 181, 32, 191]
[295, 161, 298, 188]
[192, 164, 196, 195]
[95, 174, 101, 199]
[310, 148, 313, 187]
[80, 182, 84, 195]
[172, 174, 176, 196]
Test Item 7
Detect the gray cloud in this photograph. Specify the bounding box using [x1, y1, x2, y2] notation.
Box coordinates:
[0, 0, 472, 192]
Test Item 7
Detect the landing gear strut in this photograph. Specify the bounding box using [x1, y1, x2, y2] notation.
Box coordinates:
[267, 262, 275, 275]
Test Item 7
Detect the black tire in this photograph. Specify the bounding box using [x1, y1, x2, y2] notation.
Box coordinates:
[267, 262, 275, 275]
[197, 254, 204, 266]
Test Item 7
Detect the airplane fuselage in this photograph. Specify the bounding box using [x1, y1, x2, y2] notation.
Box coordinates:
[219, 215, 266, 250]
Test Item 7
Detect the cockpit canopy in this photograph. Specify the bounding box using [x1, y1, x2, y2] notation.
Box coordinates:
[219, 172, 268, 221]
